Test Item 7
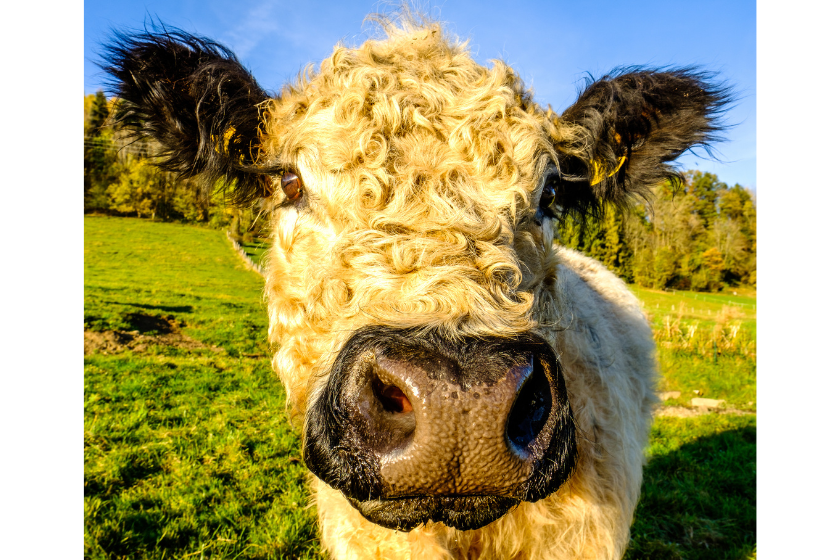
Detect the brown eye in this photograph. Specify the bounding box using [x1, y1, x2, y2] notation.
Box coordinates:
[281, 172, 302, 201]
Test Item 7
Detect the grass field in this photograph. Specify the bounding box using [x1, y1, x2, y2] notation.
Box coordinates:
[630, 285, 755, 328]
[629, 286, 757, 412]
[85, 217, 320, 559]
[85, 216, 756, 559]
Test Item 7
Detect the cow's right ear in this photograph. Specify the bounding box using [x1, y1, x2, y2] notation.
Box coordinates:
[102, 28, 273, 204]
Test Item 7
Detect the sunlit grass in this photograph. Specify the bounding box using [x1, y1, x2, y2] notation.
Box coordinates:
[84, 216, 322, 559]
[630, 285, 756, 331]
[630, 288, 756, 410]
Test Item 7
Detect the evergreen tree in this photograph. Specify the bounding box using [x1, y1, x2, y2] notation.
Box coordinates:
[87, 91, 109, 132]
[687, 171, 724, 229]
[84, 91, 117, 210]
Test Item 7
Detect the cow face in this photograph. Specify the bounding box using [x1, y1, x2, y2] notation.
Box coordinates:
[104, 19, 727, 533]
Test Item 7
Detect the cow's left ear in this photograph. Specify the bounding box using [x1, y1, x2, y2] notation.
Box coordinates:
[548, 68, 730, 219]
[102, 27, 274, 204]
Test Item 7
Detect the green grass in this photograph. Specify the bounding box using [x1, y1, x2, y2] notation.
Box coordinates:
[85, 216, 321, 559]
[656, 349, 756, 411]
[630, 286, 756, 411]
[85, 216, 269, 357]
[85, 216, 755, 559]
[85, 355, 320, 559]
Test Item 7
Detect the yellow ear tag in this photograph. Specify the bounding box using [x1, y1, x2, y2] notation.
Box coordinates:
[222, 126, 236, 153]
[212, 126, 238, 155]
[589, 155, 627, 185]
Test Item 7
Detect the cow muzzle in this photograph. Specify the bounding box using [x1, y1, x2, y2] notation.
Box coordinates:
[304, 326, 577, 531]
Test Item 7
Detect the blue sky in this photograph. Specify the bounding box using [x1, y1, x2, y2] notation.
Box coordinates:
[84, 0, 756, 188]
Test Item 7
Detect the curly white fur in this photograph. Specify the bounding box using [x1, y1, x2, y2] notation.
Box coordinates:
[260, 17, 657, 560]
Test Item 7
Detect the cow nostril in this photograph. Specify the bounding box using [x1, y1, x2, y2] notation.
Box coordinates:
[506, 359, 552, 453]
[373, 376, 413, 414]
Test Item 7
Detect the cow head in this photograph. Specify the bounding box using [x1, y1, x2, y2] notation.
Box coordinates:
[104, 19, 727, 533]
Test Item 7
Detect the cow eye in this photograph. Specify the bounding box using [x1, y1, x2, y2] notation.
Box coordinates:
[269, 170, 307, 212]
[535, 161, 596, 225]
[281, 171, 303, 202]
[540, 173, 559, 211]
[535, 168, 562, 223]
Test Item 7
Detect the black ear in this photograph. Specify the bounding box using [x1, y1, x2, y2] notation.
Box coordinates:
[549, 67, 731, 219]
[101, 27, 273, 204]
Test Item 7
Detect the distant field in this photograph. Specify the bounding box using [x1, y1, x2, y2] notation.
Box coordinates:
[629, 285, 756, 330]
[85, 217, 755, 559]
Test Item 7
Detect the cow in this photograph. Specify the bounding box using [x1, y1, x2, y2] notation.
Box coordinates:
[103, 14, 728, 560]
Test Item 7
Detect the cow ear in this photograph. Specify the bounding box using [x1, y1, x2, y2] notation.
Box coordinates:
[549, 68, 731, 219]
[102, 27, 273, 205]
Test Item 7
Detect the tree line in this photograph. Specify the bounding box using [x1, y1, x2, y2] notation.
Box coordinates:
[85, 91, 756, 291]
[84, 91, 267, 241]
[555, 171, 756, 291]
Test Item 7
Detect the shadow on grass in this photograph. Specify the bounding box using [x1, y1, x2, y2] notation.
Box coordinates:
[121, 312, 179, 334]
[86, 302, 194, 335]
[127, 302, 195, 314]
[101, 301, 195, 314]
[626, 421, 756, 560]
